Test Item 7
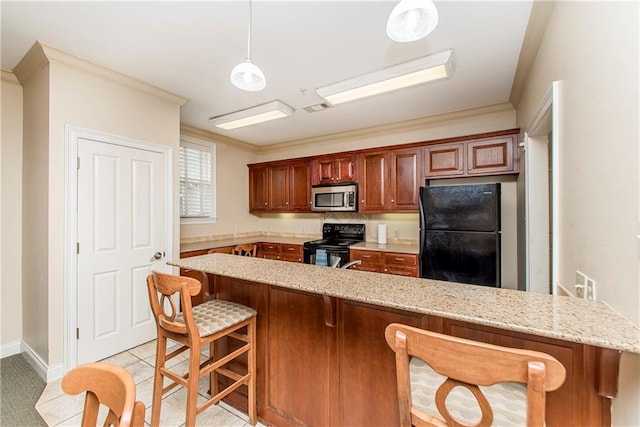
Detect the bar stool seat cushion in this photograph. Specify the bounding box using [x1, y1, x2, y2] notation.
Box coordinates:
[410, 357, 527, 426]
[176, 299, 257, 337]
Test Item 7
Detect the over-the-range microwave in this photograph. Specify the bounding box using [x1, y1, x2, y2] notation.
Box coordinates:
[311, 183, 358, 212]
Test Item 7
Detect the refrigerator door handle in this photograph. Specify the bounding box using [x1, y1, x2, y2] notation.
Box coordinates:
[419, 187, 426, 230]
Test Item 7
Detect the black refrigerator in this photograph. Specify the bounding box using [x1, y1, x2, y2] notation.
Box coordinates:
[419, 183, 501, 287]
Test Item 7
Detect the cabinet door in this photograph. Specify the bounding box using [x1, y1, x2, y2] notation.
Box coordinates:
[311, 157, 336, 185]
[358, 152, 390, 212]
[383, 252, 418, 277]
[424, 142, 465, 178]
[289, 162, 311, 211]
[268, 165, 290, 210]
[390, 148, 421, 211]
[249, 165, 268, 211]
[467, 137, 515, 175]
[334, 156, 356, 183]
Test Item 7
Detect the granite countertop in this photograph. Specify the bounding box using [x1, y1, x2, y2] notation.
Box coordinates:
[180, 234, 419, 255]
[181, 235, 314, 253]
[169, 253, 640, 354]
[351, 241, 419, 254]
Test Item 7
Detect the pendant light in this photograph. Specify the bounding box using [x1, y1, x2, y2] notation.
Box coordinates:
[386, 0, 439, 43]
[230, 0, 266, 91]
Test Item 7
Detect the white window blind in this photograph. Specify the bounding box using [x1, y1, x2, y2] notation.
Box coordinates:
[179, 138, 216, 221]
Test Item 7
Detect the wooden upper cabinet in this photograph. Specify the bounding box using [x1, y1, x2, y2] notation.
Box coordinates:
[424, 135, 518, 179]
[358, 147, 421, 213]
[249, 165, 269, 211]
[357, 151, 390, 212]
[467, 137, 514, 175]
[268, 164, 290, 210]
[289, 161, 311, 211]
[390, 148, 422, 211]
[424, 142, 465, 177]
[248, 161, 311, 213]
[311, 155, 356, 185]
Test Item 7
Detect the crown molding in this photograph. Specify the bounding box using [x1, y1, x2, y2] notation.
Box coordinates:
[1, 69, 20, 85]
[510, 0, 555, 108]
[13, 41, 188, 106]
[256, 103, 515, 154]
[180, 123, 257, 152]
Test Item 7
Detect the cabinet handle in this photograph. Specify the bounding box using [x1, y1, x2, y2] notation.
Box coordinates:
[362, 254, 371, 258]
[264, 202, 268, 206]
[286, 201, 289, 205]
[391, 199, 395, 203]
[395, 258, 405, 261]
[361, 200, 365, 203]
[287, 247, 294, 251]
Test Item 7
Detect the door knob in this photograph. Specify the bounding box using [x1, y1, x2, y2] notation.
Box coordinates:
[152, 251, 164, 260]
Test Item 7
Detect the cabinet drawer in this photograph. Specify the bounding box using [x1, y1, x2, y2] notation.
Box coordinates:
[351, 250, 382, 263]
[383, 252, 417, 267]
[261, 243, 281, 253]
[281, 243, 302, 255]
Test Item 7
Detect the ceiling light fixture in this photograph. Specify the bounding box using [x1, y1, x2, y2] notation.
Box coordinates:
[315, 49, 454, 106]
[386, 0, 439, 43]
[209, 101, 294, 130]
[230, 0, 265, 91]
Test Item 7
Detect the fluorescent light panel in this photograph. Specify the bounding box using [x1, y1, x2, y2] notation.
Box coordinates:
[316, 49, 454, 106]
[210, 100, 294, 130]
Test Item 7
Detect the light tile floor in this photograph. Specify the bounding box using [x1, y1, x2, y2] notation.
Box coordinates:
[36, 339, 266, 427]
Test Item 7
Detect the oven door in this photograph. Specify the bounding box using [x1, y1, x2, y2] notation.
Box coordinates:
[303, 246, 350, 267]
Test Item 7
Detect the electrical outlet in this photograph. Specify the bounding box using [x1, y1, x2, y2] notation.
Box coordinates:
[585, 277, 596, 301]
[575, 271, 587, 298]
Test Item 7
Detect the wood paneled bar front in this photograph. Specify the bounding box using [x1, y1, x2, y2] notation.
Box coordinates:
[169, 254, 639, 427]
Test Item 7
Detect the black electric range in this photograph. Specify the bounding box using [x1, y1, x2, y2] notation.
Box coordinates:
[303, 223, 365, 267]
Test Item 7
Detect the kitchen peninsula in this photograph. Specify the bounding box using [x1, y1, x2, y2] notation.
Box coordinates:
[169, 253, 640, 427]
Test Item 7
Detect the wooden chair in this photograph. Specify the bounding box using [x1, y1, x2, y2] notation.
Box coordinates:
[146, 270, 257, 427]
[384, 323, 566, 427]
[232, 243, 257, 257]
[61, 362, 145, 427]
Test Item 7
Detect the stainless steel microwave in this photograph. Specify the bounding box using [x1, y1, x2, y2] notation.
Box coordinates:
[311, 183, 357, 212]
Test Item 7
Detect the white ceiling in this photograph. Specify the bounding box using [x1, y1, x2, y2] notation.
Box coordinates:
[1, 1, 533, 147]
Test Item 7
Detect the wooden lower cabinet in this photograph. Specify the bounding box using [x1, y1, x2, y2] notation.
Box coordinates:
[212, 275, 618, 427]
[350, 249, 419, 277]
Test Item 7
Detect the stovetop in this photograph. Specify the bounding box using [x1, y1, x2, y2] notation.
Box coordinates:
[303, 223, 365, 249]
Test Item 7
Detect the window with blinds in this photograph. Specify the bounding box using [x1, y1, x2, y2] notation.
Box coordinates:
[179, 138, 216, 221]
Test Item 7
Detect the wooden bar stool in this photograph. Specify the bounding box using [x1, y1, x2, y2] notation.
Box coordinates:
[385, 323, 566, 427]
[232, 243, 257, 257]
[62, 362, 145, 427]
[146, 270, 257, 426]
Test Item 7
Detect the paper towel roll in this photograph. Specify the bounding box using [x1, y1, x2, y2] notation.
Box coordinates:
[377, 224, 387, 245]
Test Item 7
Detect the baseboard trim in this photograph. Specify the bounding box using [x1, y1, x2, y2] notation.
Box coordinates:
[20, 341, 64, 383]
[0, 340, 22, 358]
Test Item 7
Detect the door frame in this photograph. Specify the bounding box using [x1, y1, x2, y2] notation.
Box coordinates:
[64, 125, 173, 373]
[524, 81, 561, 294]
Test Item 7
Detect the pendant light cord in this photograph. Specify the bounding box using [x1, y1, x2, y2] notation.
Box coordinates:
[246, 0, 253, 61]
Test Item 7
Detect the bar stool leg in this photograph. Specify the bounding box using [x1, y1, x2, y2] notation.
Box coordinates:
[248, 317, 257, 425]
[150, 335, 166, 427]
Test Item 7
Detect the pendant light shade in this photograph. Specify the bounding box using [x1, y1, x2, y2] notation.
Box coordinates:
[387, 0, 439, 43]
[231, 0, 266, 91]
[230, 59, 266, 92]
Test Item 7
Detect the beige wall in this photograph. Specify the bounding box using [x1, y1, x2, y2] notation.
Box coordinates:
[15, 42, 184, 374]
[1, 72, 24, 354]
[515, 2, 639, 424]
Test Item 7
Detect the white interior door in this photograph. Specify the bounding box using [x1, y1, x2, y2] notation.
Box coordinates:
[76, 137, 166, 364]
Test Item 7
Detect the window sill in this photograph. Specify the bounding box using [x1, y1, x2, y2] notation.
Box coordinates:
[180, 217, 218, 225]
